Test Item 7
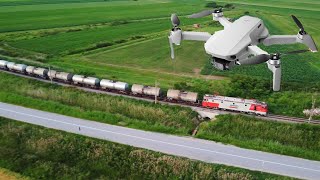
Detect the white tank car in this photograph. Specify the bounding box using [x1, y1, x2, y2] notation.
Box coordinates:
[202, 95, 268, 116]
[0, 60, 9, 69]
[167, 89, 198, 103]
[33, 68, 49, 77]
[6, 62, 15, 70]
[143, 86, 161, 97]
[83, 77, 100, 86]
[55, 72, 74, 81]
[13, 64, 28, 72]
[72, 75, 85, 84]
[73, 75, 100, 86]
[180, 92, 198, 103]
[26, 66, 36, 74]
[47, 70, 57, 79]
[100, 79, 129, 91]
[131, 84, 144, 94]
[167, 89, 180, 100]
[131, 84, 161, 97]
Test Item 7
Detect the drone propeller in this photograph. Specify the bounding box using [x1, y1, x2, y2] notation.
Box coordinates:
[291, 15, 318, 52]
[291, 15, 305, 34]
[240, 49, 310, 65]
[188, 7, 222, 18]
[171, 14, 180, 27]
[168, 14, 182, 59]
[188, 9, 215, 18]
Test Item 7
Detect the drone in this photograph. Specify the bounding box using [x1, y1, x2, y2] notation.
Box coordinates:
[168, 8, 318, 91]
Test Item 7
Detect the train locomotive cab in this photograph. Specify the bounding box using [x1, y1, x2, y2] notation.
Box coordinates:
[251, 102, 268, 116]
[202, 94, 268, 116]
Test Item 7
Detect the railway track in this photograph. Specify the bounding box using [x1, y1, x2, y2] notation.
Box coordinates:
[1, 69, 319, 125]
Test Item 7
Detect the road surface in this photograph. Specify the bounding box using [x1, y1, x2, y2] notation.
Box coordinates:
[0, 102, 320, 179]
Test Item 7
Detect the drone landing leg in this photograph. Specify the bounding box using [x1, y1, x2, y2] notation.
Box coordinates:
[267, 60, 281, 91]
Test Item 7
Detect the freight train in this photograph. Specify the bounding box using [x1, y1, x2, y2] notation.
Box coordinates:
[0, 60, 268, 116]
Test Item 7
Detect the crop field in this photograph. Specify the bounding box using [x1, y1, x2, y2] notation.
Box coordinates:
[0, 0, 319, 85]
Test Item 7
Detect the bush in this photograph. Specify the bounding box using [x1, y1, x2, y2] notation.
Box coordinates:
[225, 75, 271, 98]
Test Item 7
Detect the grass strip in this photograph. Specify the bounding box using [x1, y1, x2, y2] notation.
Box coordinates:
[0, 117, 293, 180]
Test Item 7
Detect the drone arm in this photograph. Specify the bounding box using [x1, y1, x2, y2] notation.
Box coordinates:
[262, 35, 318, 52]
[248, 45, 268, 55]
[216, 17, 232, 28]
[169, 30, 211, 59]
[262, 35, 298, 45]
[182, 31, 211, 41]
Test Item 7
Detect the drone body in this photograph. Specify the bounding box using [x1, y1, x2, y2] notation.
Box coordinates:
[168, 9, 318, 91]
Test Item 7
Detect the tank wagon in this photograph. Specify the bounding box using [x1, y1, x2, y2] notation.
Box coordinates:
[26, 66, 36, 74]
[47, 70, 73, 82]
[0, 60, 9, 69]
[6, 62, 16, 71]
[167, 89, 198, 103]
[33, 68, 49, 78]
[202, 95, 268, 116]
[72, 75, 100, 87]
[100, 79, 129, 91]
[0, 59, 269, 116]
[131, 84, 161, 97]
[1, 61, 27, 73]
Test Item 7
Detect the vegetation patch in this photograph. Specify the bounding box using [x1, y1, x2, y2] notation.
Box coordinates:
[197, 114, 320, 161]
[0, 117, 292, 179]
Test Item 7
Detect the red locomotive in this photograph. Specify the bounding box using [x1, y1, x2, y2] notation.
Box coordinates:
[202, 95, 268, 116]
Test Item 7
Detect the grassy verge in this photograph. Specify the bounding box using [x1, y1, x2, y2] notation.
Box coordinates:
[0, 117, 293, 179]
[197, 114, 320, 161]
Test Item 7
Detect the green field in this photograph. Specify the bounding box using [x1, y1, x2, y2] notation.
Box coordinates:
[1, 0, 319, 85]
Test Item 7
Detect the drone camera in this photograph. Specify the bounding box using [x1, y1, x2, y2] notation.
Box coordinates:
[230, 55, 237, 59]
[211, 57, 236, 70]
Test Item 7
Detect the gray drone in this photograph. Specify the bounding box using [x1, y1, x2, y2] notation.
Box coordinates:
[168, 8, 318, 91]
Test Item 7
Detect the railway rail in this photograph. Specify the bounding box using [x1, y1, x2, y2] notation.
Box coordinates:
[1, 68, 320, 125]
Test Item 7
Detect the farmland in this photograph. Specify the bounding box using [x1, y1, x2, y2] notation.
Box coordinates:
[0, 0, 319, 88]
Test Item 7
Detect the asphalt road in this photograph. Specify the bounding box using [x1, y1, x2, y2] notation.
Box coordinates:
[0, 102, 320, 179]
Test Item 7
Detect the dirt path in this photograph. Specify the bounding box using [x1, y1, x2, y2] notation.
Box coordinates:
[0, 169, 22, 180]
